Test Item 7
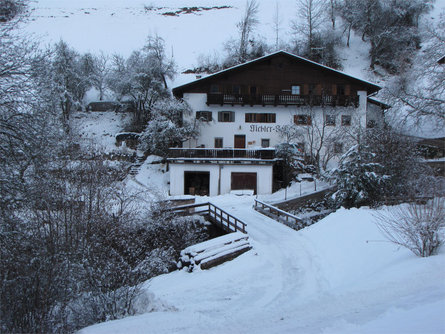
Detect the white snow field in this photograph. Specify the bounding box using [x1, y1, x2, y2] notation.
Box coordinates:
[79, 195, 445, 334]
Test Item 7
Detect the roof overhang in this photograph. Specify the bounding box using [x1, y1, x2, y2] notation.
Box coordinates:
[173, 50, 381, 97]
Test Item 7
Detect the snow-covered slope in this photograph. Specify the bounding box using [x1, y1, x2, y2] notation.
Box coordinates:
[79, 196, 445, 334]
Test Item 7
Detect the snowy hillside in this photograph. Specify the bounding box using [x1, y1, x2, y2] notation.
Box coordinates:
[79, 197, 445, 334]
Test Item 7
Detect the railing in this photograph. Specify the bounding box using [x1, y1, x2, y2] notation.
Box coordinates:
[254, 199, 305, 231]
[168, 148, 276, 160]
[207, 93, 359, 107]
[166, 202, 248, 234]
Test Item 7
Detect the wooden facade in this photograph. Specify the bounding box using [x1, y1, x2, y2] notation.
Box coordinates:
[173, 51, 380, 105]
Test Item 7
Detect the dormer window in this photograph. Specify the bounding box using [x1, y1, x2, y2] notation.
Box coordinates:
[291, 85, 301, 95]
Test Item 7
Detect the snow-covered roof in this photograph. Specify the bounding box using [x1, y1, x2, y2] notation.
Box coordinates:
[367, 97, 391, 109]
[173, 50, 381, 96]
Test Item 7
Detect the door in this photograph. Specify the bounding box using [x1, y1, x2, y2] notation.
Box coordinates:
[234, 135, 246, 149]
[231, 172, 257, 194]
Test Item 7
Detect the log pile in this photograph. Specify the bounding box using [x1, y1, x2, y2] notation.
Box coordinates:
[178, 232, 251, 272]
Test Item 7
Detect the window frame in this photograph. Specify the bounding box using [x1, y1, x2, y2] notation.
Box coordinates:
[214, 137, 223, 148]
[218, 111, 235, 122]
[341, 115, 351, 126]
[294, 114, 312, 125]
[334, 142, 343, 154]
[196, 111, 212, 122]
[245, 113, 276, 123]
[291, 85, 301, 95]
[261, 138, 270, 148]
[325, 114, 336, 126]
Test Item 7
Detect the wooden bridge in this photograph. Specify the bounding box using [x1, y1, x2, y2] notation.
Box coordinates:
[254, 199, 306, 231]
[167, 202, 248, 234]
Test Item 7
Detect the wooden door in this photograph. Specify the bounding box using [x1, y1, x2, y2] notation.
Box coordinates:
[231, 172, 257, 194]
[234, 135, 246, 149]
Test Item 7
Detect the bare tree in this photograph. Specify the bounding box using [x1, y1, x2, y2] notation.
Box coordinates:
[237, 0, 260, 63]
[387, 12, 445, 128]
[297, 106, 343, 173]
[375, 198, 445, 257]
[328, 0, 336, 29]
[293, 0, 326, 54]
[273, 1, 281, 50]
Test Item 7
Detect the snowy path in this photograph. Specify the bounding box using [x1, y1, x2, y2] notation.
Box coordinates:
[81, 195, 445, 334]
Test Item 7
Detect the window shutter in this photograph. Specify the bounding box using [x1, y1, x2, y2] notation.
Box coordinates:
[307, 115, 312, 125]
[230, 111, 235, 122]
[218, 111, 222, 122]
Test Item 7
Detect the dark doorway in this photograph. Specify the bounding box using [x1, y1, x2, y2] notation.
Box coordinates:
[184, 171, 210, 196]
[234, 135, 246, 149]
[231, 172, 257, 194]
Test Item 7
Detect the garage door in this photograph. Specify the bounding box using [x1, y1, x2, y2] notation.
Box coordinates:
[184, 171, 210, 196]
[231, 172, 257, 194]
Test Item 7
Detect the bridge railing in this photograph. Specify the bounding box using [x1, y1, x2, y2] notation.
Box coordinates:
[165, 202, 247, 234]
[254, 199, 304, 231]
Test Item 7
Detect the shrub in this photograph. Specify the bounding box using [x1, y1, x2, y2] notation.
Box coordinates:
[375, 198, 445, 257]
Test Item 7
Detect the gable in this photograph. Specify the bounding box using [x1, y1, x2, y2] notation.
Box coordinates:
[173, 51, 380, 97]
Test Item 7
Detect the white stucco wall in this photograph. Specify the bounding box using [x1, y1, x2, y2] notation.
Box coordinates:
[183, 92, 368, 150]
[169, 162, 273, 196]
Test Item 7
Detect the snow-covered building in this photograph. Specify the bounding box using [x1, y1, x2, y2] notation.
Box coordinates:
[168, 51, 383, 196]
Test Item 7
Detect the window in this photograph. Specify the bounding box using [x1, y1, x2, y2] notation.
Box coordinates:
[341, 115, 351, 126]
[232, 85, 241, 94]
[245, 113, 276, 123]
[325, 114, 336, 126]
[210, 84, 220, 94]
[215, 137, 223, 148]
[367, 119, 376, 128]
[261, 139, 270, 148]
[218, 111, 235, 122]
[337, 84, 345, 95]
[196, 111, 212, 122]
[334, 142, 343, 154]
[291, 85, 301, 95]
[294, 114, 312, 125]
[308, 84, 316, 95]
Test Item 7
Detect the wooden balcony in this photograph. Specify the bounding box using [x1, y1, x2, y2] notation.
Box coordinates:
[168, 148, 276, 160]
[207, 93, 359, 107]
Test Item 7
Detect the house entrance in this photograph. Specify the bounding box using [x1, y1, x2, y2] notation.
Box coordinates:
[234, 135, 246, 148]
[231, 172, 257, 194]
[184, 171, 210, 196]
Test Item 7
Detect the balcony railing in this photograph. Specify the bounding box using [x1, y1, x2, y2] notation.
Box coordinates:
[168, 148, 276, 160]
[207, 94, 359, 107]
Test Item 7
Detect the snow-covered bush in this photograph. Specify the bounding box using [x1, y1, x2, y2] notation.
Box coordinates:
[331, 143, 388, 208]
[375, 198, 445, 257]
[139, 98, 200, 157]
[331, 127, 432, 208]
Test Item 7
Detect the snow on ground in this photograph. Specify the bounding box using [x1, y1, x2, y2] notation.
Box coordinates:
[125, 156, 170, 200]
[80, 195, 445, 334]
[70, 111, 132, 153]
[258, 179, 331, 203]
